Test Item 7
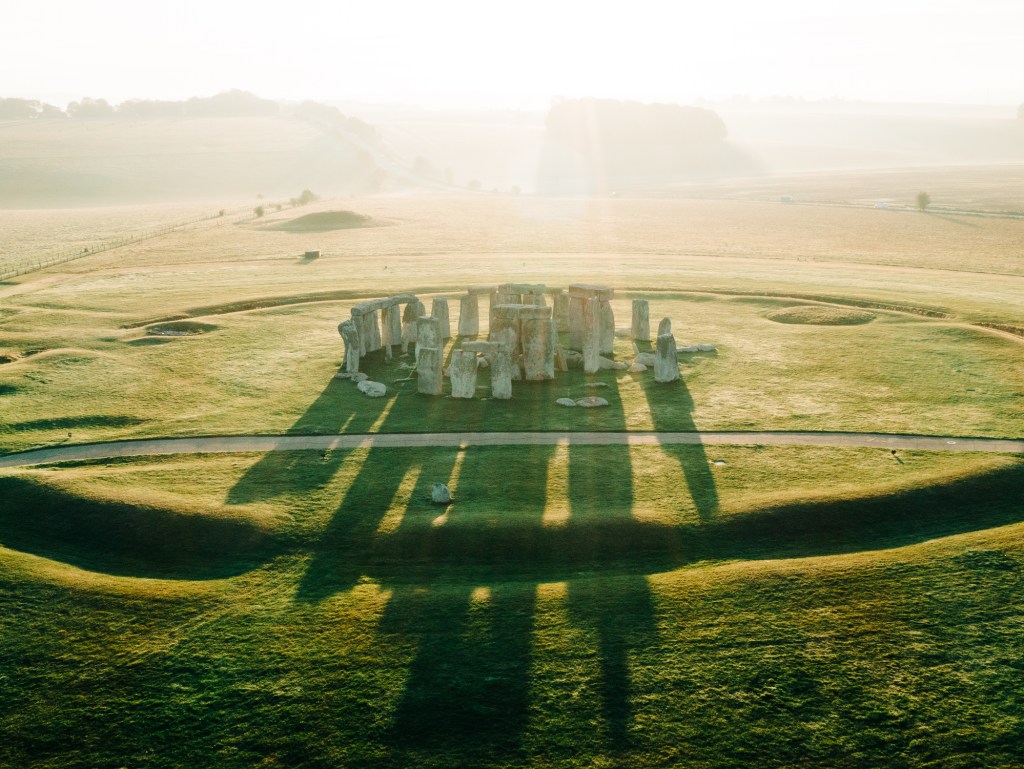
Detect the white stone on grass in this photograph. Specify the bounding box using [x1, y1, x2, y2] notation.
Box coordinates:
[357, 380, 387, 397]
[556, 397, 577, 407]
[575, 396, 610, 408]
[431, 483, 453, 505]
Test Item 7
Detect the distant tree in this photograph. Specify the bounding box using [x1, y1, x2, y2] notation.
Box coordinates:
[297, 189, 319, 205]
[66, 97, 114, 118]
[253, 205, 265, 218]
[916, 191, 931, 211]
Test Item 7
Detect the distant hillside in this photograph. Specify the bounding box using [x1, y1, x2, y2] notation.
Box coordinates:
[537, 98, 756, 194]
[0, 92, 429, 207]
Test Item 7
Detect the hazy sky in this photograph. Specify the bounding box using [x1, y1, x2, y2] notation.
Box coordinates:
[4, 0, 1021, 108]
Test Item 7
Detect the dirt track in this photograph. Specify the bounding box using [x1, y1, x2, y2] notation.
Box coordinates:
[2, 430, 1022, 469]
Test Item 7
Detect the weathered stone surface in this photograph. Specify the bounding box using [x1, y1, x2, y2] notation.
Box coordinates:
[357, 380, 387, 397]
[462, 340, 504, 353]
[635, 352, 656, 367]
[554, 346, 569, 372]
[382, 304, 402, 347]
[402, 300, 426, 352]
[367, 309, 382, 352]
[583, 297, 601, 374]
[697, 343, 717, 352]
[338, 319, 361, 374]
[416, 317, 442, 363]
[449, 350, 478, 398]
[598, 299, 615, 354]
[568, 283, 614, 301]
[568, 295, 585, 349]
[416, 346, 444, 395]
[564, 349, 584, 369]
[458, 294, 480, 336]
[657, 317, 672, 336]
[556, 397, 577, 407]
[551, 290, 570, 332]
[432, 297, 451, 340]
[632, 299, 650, 340]
[655, 332, 680, 383]
[677, 345, 699, 353]
[628, 361, 648, 373]
[490, 349, 513, 399]
[431, 483, 453, 505]
[522, 317, 555, 381]
[351, 372, 369, 383]
[575, 396, 609, 408]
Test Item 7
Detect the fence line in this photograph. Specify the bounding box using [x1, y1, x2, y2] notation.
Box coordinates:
[0, 201, 293, 282]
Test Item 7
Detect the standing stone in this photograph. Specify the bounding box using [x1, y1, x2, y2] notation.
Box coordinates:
[432, 297, 451, 340]
[490, 348, 513, 399]
[631, 299, 650, 341]
[458, 294, 480, 336]
[598, 300, 615, 355]
[382, 304, 402, 348]
[655, 332, 680, 383]
[416, 316, 442, 363]
[367, 310, 382, 353]
[527, 292, 547, 307]
[489, 305, 522, 354]
[522, 317, 555, 380]
[449, 349, 478, 398]
[552, 290, 570, 332]
[583, 298, 601, 374]
[416, 317, 444, 395]
[658, 317, 672, 337]
[338, 319, 361, 374]
[402, 300, 425, 353]
[568, 295, 585, 350]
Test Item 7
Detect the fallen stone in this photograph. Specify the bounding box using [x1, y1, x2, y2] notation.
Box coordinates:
[357, 380, 387, 397]
[635, 352, 656, 367]
[575, 396, 609, 408]
[556, 397, 577, 407]
[677, 345, 699, 353]
[629, 362, 647, 373]
[431, 483, 453, 505]
[697, 343, 717, 352]
[585, 382, 609, 388]
[351, 372, 369, 383]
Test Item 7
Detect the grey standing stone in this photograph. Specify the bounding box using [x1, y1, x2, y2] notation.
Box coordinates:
[382, 304, 402, 348]
[416, 316, 442, 363]
[458, 294, 480, 336]
[655, 332, 680, 383]
[631, 299, 650, 340]
[449, 349, 478, 398]
[490, 348, 514, 399]
[417, 346, 443, 395]
[598, 299, 615, 355]
[338, 319, 361, 374]
[402, 299, 425, 353]
[367, 310, 382, 352]
[552, 290, 570, 332]
[432, 297, 451, 340]
[522, 317, 555, 381]
[431, 483, 453, 505]
[583, 297, 601, 374]
[657, 317, 672, 337]
[568, 295, 585, 350]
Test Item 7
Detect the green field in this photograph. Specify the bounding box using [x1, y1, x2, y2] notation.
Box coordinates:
[1, 190, 1023, 767]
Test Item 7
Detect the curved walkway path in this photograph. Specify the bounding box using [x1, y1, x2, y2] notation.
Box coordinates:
[2, 431, 1022, 470]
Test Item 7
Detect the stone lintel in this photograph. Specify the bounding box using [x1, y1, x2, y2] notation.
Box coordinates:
[468, 286, 497, 295]
[568, 283, 614, 301]
[499, 282, 546, 295]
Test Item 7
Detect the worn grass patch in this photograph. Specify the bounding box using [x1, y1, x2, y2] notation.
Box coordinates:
[766, 305, 877, 325]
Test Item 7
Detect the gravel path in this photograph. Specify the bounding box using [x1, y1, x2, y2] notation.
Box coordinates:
[2, 431, 1022, 469]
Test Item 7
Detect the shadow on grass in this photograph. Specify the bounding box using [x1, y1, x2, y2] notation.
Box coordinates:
[639, 368, 719, 519]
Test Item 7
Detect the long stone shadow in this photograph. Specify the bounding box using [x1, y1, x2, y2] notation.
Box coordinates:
[374, 442, 554, 759]
[227, 348, 400, 505]
[565, 380, 659, 752]
[638, 362, 720, 519]
[377, 581, 537, 764]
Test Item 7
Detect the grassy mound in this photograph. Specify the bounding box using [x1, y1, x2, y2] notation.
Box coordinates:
[145, 320, 218, 336]
[266, 210, 376, 232]
[0, 474, 278, 579]
[766, 305, 876, 325]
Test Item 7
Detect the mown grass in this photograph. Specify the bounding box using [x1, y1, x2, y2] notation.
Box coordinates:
[1, 447, 1023, 767]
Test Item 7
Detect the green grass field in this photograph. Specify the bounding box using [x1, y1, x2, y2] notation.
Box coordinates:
[1, 190, 1023, 767]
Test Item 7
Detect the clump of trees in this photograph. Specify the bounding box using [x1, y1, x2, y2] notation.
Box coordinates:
[916, 191, 931, 211]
